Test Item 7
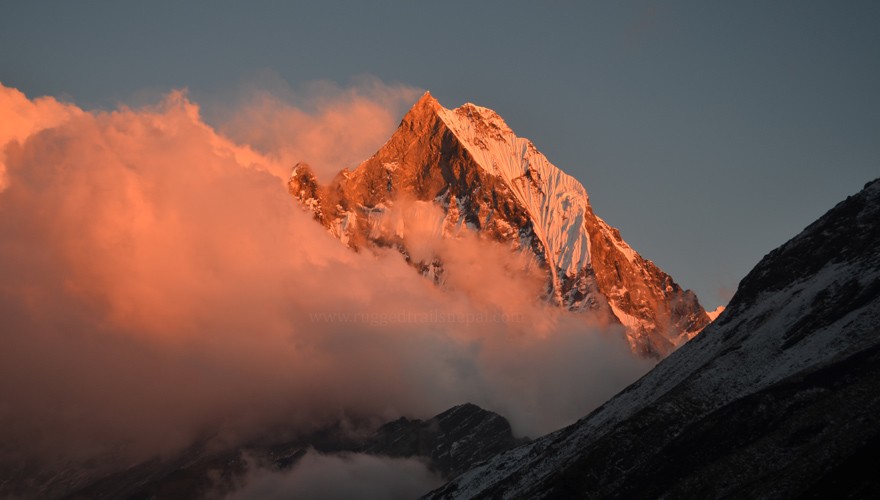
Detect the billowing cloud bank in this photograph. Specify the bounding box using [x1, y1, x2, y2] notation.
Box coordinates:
[0, 82, 652, 481]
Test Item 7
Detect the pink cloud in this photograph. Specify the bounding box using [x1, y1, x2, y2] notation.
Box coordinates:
[0, 85, 81, 191]
[0, 82, 651, 494]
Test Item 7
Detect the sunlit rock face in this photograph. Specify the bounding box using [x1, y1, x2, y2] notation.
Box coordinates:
[290, 92, 710, 357]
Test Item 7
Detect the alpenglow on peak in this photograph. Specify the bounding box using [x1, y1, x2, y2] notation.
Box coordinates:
[289, 93, 711, 357]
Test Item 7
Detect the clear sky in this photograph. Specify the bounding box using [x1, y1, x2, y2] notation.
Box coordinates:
[2, 1, 878, 308]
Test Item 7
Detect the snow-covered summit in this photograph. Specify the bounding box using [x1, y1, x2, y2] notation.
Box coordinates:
[289, 93, 711, 356]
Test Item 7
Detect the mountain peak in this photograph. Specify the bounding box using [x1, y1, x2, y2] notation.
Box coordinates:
[413, 90, 441, 112]
[405, 94, 512, 139]
[289, 96, 711, 357]
[398, 91, 442, 132]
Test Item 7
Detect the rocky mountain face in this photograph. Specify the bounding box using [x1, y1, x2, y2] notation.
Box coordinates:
[363, 403, 528, 479]
[424, 178, 880, 499]
[53, 404, 521, 500]
[289, 92, 710, 357]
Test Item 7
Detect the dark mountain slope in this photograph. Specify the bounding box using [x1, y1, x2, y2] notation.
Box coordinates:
[58, 404, 520, 500]
[426, 178, 880, 499]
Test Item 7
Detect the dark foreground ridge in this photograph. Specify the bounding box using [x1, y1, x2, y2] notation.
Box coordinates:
[53, 403, 523, 499]
[425, 178, 880, 499]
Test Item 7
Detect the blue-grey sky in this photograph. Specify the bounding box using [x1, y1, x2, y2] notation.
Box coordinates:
[2, 1, 878, 308]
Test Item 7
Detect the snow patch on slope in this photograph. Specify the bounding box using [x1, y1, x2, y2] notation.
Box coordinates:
[595, 216, 639, 264]
[435, 103, 592, 278]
